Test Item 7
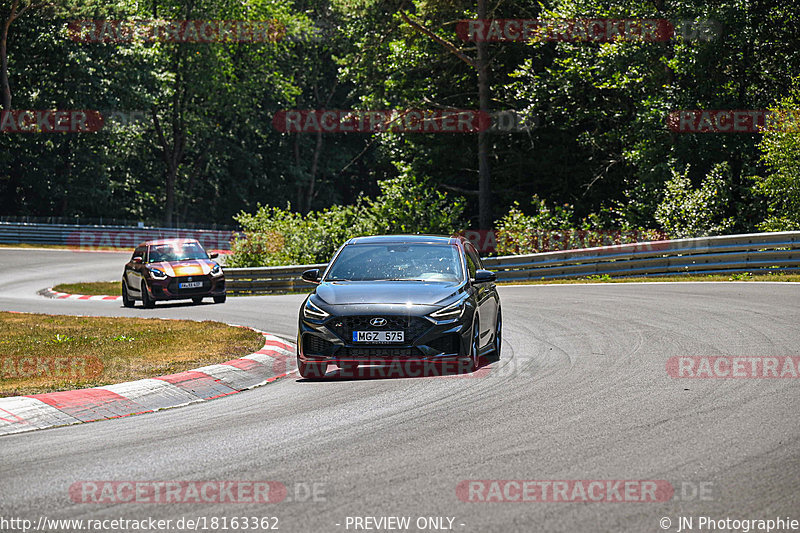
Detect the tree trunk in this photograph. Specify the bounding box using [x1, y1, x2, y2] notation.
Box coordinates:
[180, 154, 206, 223]
[1, 21, 11, 110]
[294, 133, 303, 209]
[165, 167, 177, 227]
[304, 129, 323, 214]
[476, 0, 491, 229]
[152, 107, 184, 228]
[0, 1, 20, 110]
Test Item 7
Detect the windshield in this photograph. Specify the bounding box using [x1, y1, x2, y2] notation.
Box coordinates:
[148, 242, 208, 263]
[324, 243, 464, 282]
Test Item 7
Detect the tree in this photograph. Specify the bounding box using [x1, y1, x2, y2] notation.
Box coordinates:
[751, 91, 800, 231]
[654, 163, 735, 237]
[1, 0, 48, 110]
[399, 1, 492, 228]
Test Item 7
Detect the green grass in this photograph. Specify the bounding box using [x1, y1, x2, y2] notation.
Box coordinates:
[52, 281, 121, 296]
[0, 312, 265, 397]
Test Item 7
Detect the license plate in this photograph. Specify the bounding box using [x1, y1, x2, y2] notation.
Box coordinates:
[352, 331, 404, 343]
[179, 281, 203, 289]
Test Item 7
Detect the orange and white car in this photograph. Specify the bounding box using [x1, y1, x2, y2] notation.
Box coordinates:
[121, 238, 226, 308]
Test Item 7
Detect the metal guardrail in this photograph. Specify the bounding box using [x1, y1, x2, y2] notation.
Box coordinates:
[0, 215, 235, 230]
[223, 232, 800, 294]
[0, 221, 235, 250]
[225, 263, 328, 294]
[481, 231, 800, 281]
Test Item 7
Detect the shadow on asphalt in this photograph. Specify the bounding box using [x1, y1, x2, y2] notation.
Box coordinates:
[297, 354, 500, 382]
[120, 300, 225, 311]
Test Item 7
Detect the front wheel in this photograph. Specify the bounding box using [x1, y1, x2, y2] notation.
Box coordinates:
[213, 294, 227, 304]
[490, 307, 502, 360]
[298, 358, 328, 379]
[141, 282, 155, 308]
[121, 281, 135, 308]
[460, 316, 480, 373]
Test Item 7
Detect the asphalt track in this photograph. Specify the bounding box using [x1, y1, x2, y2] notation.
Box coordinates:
[1, 248, 799, 533]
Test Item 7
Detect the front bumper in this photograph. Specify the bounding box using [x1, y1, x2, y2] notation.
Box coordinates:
[298, 309, 473, 365]
[147, 274, 226, 301]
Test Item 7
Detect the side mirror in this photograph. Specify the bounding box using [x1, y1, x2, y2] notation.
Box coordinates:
[301, 268, 320, 284]
[132, 256, 143, 264]
[472, 269, 496, 284]
[209, 252, 219, 259]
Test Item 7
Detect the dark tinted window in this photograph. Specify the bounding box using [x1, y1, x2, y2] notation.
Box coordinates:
[147, 242, 209, 263]
[325, 243, 464, 282]
[465, 250, 477, 279]
[132, 247, 144, 260]
[465, 243, 483, 270]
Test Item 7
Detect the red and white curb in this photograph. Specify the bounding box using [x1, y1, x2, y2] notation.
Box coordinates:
[0, 329, 296, 436]
[39, 287, 122, 301]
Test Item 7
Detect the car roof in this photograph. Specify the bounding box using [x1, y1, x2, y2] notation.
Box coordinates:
[346, 234, 464, 246]
[136, 238, 202, 247]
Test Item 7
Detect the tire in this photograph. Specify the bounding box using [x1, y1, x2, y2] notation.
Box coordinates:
[192, 297, 203, 304]
[121, 281, 135, 308]
[297, 358, 328, 379]
[141, 282, 155, 308]
[213, 294, 227, 304]
[490, 307, 502, 360]
[460, 316, 480, 373]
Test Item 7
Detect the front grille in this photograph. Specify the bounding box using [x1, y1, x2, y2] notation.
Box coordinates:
[337, 346, 422, 359]
[303, 334, 335, 356]
[326, 315, 431, 342]
[168, 275, 211, 293]
[426, 334, 461, 354]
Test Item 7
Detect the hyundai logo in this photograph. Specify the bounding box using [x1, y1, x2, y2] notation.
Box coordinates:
[188, 277, 193, 281]
[370, 317, 387, 327]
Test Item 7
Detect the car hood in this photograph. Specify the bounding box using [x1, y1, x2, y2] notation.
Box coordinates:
[149, 259, 215, 277]
[315, 281, 464, 306]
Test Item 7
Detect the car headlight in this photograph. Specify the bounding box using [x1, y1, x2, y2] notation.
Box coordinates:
[210, 263, 222, 277]
[430, 299, 467, 320]
[303, 298, 330, 320]
[149, 268, 167, 279]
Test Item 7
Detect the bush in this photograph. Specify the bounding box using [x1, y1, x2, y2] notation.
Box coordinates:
[227, 172, 465, 267]
[494, 196, 664, 255]
[752, 92, 800, 231]
[364, 167, 466, 235]
[654, 163, 735, 238]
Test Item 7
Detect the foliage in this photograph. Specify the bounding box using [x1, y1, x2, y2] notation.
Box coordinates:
[2, 0, 800, 241]
[751, 90, 800, 231]
[364, 166, 466, 235]
[654, 163, 735, 238]
[494, 195, 664, 255]
[228, 173, 465, 266]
